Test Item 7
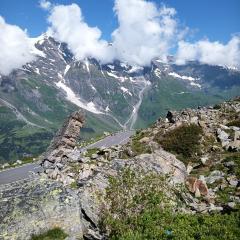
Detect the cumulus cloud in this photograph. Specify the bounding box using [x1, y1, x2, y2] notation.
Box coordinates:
[47, 4, 114, 63]
[0, 16, 35, 75]
[39, 0, 52, 10]
[47, 0, 182, 66]
[175, 36, 240, 68]
[112, 0, 181, 65]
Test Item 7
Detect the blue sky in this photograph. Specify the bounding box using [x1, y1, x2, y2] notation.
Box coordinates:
[0, 0, 239, 42]
[0, 0, 240, 74]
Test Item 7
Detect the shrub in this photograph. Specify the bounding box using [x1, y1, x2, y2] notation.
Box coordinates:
[226, 119, 240, 128]
[84, 148, 99, 157]
[131, 131, 151, 155]
[223, 153, 240, 178]
[213, 104, 221, 110]
[101, 169, 240, 240]
[101, 169, 176, 239]
[156, 124, 203, 161]
[69, 181, 78, 189]
[31, 227, 68, 240]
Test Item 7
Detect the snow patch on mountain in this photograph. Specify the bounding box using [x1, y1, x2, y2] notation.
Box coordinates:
[30, 46, 46, 58]
[105, 106, 110, 112]
[55, 81, 102, 114]
[107, 65, 115, 70]
[106, 71, 127, 82]
[154, 69, 162, 78]
[84, 59, 90, 73]
[168, 72, 201, 88]
[189, 82, 201, 88]
[106, 71, 119, 79]
[64, 65, 70, 76]
[90, 84, 97, 92]
[120, 62, 128, 68]
[34, 68, 40, 75]
[120, 87, 132, 96]
[128, 66, 143, 73]
[223, 66, 240, 72]
[169, 72, 196, 81]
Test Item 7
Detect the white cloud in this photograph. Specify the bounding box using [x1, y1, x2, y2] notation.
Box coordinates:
[39, 0, 51, 10]
[175, 36, 240, 68]
[0, 16, 35, 75]
[47, 4, 114, 63]
[111, 0, 181, 66]
[46, 0, 182, 66]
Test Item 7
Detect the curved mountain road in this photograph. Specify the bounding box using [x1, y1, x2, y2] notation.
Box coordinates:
[0, 131, 134, 185]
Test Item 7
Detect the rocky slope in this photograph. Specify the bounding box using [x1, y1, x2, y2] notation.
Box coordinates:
[0, 35, 240, 162]
[1, 98, 239, 239]
[42, 97, 240, 238]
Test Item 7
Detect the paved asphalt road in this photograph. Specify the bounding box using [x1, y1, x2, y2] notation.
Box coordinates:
[0, 163, 42, 185]
[0, 130, 134, 185]
[83, 130, 134, 150]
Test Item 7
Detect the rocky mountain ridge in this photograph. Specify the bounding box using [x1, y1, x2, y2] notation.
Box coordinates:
[0, 34, 240, 162]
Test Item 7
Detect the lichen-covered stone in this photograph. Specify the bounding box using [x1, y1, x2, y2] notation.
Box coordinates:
[0, 177, 82, 240]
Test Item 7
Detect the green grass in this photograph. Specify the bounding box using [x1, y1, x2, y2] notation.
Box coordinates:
[101, 169, 240, 240]
[31, 227, 68, 240]
[222, 152, 240, 178]
[226, 119, 240, 128]
[84, 148, 100, 158]
[130, 131, 152, 155]
[155, 124, 203, 164]
[69, 181, 78, 189]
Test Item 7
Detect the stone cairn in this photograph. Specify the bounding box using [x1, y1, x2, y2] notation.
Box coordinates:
[41, 111, 85, 183]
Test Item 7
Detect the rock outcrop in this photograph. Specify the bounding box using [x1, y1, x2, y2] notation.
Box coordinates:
[0, 177, 83, 240]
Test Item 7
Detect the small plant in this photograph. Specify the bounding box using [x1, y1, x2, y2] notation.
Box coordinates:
[70, 181, 78, 189]
[84, 148, 100, 158]
[31, 227, 68, 240]
[130, 131, 151, 155]
[100, 169, 240, 240]
[223, 153, 240, 178]
[226, 119, 240, 128]
[131, 139, 152, 155]
[213, 104, 221, 110]
[155, 124, 203, 163]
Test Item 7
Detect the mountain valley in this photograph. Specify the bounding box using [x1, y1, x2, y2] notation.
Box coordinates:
[0, 35, 240, 162]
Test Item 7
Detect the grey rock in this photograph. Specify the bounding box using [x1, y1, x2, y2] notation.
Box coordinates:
[43, 160, 55, 169]
[56, 162, 64, 170]
[16, 160, 22, 165]
[217, 129, 230, 147]
[200, 155, 209, 165]
[67, 149, 82, 162]
[209, 204, 223, 212]
[187, 164, 193, 174]
[227, 202, 236, 209]
[48, 167, 61, 179]
[0, 178, 83, 240]
[224, 161, 235, 167]
[227, 176, 239, 187]
[205, 170, 225, 184]
[91, 154, 99, 159]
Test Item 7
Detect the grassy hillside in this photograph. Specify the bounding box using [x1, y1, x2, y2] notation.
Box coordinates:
[135, 76, 240, 129]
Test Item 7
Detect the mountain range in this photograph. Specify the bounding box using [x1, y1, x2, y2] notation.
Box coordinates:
[0, 34, 239, 162]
